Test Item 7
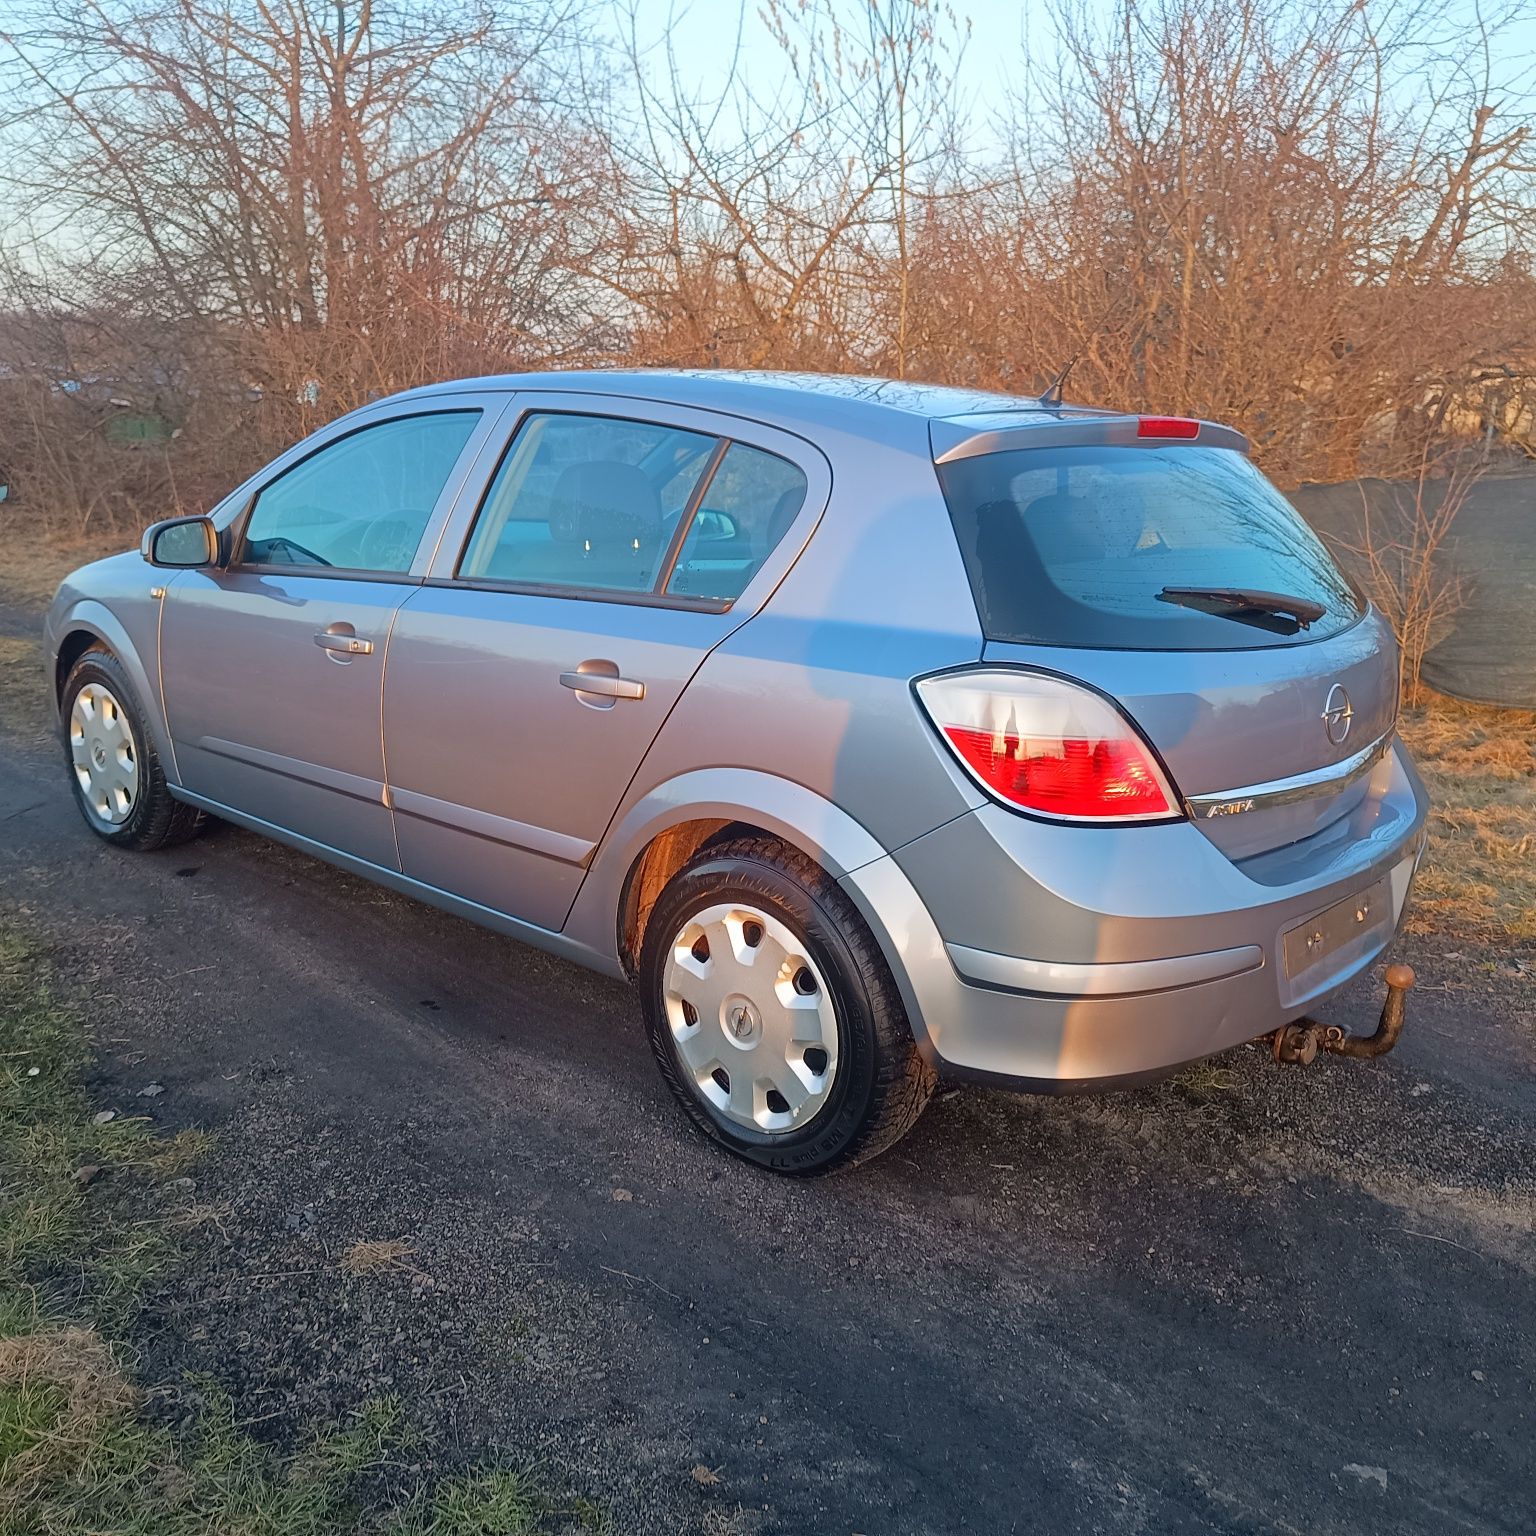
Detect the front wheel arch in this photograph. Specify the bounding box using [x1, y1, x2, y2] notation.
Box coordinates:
[59, 645, 203, 850]
[55, 627, 104, 705]
[48, 600, 176, 780]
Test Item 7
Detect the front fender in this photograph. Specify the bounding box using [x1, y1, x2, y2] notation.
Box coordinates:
[45, 595, 177, 782]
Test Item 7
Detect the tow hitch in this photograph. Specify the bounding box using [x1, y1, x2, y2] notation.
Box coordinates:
[1271, 964, 1415, 1067]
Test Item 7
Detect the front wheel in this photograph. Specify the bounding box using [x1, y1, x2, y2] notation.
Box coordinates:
[639, 836, 936, 1174]
[61, 646, 204, 851]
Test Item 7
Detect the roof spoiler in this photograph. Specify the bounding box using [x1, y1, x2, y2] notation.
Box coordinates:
[930, 414, 1251, 465]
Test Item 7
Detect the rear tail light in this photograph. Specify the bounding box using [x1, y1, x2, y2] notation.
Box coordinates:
[916, 669, 1183, 823]
[1137, 416, 1201, 439]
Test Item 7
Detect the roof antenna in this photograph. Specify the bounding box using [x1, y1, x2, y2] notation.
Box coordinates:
[1038, 355, 1078, 408]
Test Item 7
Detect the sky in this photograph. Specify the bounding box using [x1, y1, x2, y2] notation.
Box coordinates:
[619, 0, 1536, 138]
[623, 0, 1056, 116]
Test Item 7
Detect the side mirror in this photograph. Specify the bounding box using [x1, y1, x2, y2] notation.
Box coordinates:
[143, 515, 218, 568]
[694, 510, 739, 544]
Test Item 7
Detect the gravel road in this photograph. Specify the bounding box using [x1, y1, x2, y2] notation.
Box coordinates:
[1, 598, 1532, 1534]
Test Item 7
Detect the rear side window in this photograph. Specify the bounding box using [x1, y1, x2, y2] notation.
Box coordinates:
[459, 413, 719, 593]
[457, 411, 808, 604]
[666, 443, 808, 601]
[936, 444, 1364, 649]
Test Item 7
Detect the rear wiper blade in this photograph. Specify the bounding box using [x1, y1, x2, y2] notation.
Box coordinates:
[1157, 586, 1326, 630]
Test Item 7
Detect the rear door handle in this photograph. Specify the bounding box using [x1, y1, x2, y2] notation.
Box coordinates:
[315, 631, 374, 656]
[559, 670, 645, 701]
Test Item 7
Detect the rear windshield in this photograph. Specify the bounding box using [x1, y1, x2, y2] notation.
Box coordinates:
[936, 443, 1364, 649]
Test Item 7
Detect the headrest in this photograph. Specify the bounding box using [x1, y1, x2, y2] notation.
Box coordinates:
[762, 487, 803, 551]
[550, 461, 663, 548]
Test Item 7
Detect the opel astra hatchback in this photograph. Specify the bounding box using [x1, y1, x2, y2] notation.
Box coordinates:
[45, 371, 1428, 1172]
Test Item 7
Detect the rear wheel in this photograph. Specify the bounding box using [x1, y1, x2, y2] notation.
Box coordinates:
[61, 647, 204, 851]
[639, 836, 936, 1174]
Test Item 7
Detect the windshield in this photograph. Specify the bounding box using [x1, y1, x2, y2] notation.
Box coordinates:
[936, 443, 1363, 650]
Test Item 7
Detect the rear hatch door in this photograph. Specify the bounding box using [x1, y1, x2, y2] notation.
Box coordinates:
[933, 419, 1398, 861]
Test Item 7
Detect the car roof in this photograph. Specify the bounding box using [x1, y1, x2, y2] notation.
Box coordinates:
[386, 368, 1119, 448]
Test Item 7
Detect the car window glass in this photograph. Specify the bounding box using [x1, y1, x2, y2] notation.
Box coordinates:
[241, 411, 480, 574]
[458, 413, 720, 593]
[666, 442, 809, 601]
[936, 443, 1363, 649]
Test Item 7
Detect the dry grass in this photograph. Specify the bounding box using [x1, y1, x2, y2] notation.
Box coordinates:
[1399, 694, 1536, 941]
[341, 1239, 419, 1276]
[0, 1327, 138, 1513]
[0, 528, 130, 612]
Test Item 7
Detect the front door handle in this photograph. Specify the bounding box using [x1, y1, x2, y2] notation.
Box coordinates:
[559, 669, 645, 701]
[314, 630, 374, 656]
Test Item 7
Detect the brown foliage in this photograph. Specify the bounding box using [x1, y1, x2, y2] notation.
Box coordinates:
[0, 0, 1531, 534]
[1399, 694, 1536, 939]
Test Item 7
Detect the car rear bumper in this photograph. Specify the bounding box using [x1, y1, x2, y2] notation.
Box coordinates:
[839, 743, 1429, 1087]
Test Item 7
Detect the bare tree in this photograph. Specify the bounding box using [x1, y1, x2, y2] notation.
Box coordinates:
[905, 0, 1536, 481]
[1, 0, 603, 441]
[587, 0, 966, 373]
[1333, 452, 1476, 701]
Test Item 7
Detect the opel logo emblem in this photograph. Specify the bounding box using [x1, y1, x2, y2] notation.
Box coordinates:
[1321, 683, 1353, 746]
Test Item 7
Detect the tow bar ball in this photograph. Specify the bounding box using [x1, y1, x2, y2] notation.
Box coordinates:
[1271, 964, 1416, 1067]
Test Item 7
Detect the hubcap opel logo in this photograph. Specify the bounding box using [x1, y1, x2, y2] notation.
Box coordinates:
[725, 996, 761, 1044]
[1321, 683, 1353, 746]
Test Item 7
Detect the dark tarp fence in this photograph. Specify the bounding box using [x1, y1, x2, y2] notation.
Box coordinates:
[1288, 473, 1536, 709]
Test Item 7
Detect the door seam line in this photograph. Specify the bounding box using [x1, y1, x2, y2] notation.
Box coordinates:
[379, 599, 406, 872]
[154, 571, 184, 784]
[552, 471, 835, 934]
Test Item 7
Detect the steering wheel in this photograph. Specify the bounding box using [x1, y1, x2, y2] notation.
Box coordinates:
[257, 534, 332, 568]
[358, 515, 422, 572]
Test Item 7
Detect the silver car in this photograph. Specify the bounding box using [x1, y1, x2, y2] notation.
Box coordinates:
[45, 371, 1428, 1172]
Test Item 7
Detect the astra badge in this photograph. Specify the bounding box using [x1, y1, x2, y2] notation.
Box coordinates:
[1205, 798, 1256, 818]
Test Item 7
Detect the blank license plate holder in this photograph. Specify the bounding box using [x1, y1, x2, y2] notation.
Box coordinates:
[1283, 876, 1390, 978]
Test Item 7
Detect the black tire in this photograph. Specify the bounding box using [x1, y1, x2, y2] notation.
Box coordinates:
[60, 645, 204, 851]
[639, 835, 936, 1174]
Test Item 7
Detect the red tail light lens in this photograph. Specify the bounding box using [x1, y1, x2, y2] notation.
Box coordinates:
[1137, 416, 1201, 439]
[916, 670, 1182, 822]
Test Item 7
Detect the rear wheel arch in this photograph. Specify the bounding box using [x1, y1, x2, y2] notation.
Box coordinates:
[619, 817, 808, 979]
[585, 769, 892, 976]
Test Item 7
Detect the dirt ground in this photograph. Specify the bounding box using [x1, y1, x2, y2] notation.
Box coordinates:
[0, 575, 1532, 1534]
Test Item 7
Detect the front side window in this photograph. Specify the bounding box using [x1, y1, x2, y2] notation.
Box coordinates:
[241, 411, 480, 575]
[937, 443, 1364, 649]
[458, 414, 719, 593]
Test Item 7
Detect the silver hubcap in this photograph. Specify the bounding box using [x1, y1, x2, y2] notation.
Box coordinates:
[662, 902, 839, 1134]
[69, 682, 138, 826]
